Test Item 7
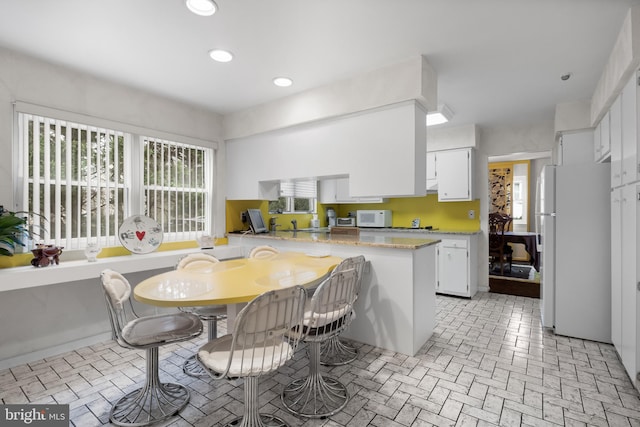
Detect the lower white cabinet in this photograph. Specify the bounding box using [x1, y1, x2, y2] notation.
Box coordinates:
[360, 230, 478, 297]
[614, 184, 640, 390]
[434, 234, 478, 297]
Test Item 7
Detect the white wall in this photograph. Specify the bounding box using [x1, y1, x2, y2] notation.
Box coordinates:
[0, 46, 228, 368]
[0, 46, 224, 213]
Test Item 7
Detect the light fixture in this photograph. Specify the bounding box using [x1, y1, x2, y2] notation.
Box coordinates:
[426, 104, 453, 126]
[186, 0, 217, 16]
[209, 49, 233, 63]
[273, 77, 293, 87]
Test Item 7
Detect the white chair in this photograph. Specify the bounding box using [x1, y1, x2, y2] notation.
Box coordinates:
[248, 245, 280, 259]
[281, 268, 359, 418]
[175, 252, 226, 377]
[100, 269, 203, 427]
[320, 255, 366, 366]
[197, 286, 307, 427]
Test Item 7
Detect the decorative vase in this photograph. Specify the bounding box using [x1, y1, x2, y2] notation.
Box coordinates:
[84, 242, 102, 262]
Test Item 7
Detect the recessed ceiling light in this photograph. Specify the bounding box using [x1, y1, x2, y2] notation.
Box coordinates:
[273, 77, 293, 87]
[186, 0, 217, 16]
[209, 49, 233, 63]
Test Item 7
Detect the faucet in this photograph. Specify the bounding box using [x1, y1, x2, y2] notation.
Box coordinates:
[269, 217, 280, 232]
[291, 219, 297, 231]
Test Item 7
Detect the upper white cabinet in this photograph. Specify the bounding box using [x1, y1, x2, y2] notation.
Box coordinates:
[428, 148, 475, 201]
[621, 72, 639, 186]
[426, 152, 437, 191]
[594, 110, 611, 163]
[319, 178, 386, 204]
[610, 92, 623, 187]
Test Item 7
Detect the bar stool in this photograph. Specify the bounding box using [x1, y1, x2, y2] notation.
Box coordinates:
[197, 286, 307, 427]
[320, 255, 366, 366]
[175, 252, 226, 377]
[100, 269, 203, 427]
[281, 268, 358, 418]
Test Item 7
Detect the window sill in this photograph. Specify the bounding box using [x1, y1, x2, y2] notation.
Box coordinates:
[0, 245, 244, 293]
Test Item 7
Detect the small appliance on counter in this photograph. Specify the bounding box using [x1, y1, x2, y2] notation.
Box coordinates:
[336, 217, 356, 227]
[326, 207, 336, 227]
[356, 210, 392, 228]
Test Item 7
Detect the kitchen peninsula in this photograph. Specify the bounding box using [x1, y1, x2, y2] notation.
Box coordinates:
[227, 230, 439, 356]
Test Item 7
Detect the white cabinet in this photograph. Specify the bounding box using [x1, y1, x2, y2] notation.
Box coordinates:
[611, 93, 623, 186]
[319, 178, 386, 204]
[433, 233, 478, 297]
[426, 152, 437, 191]
[429, 148, 475, 201]
[622, 72, 640, 186]
[595, 110, 611, 162]
[617, 184, 640, 390]
[611, 188, 622, 353]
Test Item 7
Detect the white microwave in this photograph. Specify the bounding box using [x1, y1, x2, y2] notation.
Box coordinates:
[356, 210, 392, 228]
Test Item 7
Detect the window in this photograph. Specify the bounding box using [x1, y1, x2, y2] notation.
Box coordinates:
[268, 180, 317, 214]
[16, 108, 214, 250]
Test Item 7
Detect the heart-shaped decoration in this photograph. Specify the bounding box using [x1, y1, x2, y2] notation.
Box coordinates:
[136, 231, 146, 241]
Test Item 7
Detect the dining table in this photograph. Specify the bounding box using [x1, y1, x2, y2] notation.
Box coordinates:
[134, 251, 342, 328]
[503, 231, 540, 271]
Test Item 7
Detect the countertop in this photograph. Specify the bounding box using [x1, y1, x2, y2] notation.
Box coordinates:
[361, 227, 481, 235]
[227, 230, 440, 249]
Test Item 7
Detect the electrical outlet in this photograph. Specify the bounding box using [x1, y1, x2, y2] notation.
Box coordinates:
[241, 212, 247, 223]
[468, 209, 475, 219]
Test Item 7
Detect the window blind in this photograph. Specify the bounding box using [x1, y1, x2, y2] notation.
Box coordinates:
[279, 180, 317, 198]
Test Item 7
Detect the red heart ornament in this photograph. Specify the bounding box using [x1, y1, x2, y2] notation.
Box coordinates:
[136, 231, 146, 241]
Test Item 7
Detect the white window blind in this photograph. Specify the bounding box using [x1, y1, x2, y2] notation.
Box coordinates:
[19, 113, 126, 249]
[143, 137, 211, 239]
[279, 180, 317, 198]
[17, 109, 215, 251]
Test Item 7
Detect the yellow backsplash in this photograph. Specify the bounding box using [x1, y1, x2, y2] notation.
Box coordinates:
[226, 194, 480, 232]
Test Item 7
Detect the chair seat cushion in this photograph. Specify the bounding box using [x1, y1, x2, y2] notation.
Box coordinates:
[198, 334, 293, 377]
[122, 312, 202, 347]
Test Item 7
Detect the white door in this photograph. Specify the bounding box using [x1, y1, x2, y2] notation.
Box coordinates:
[437, 240, 469, 296]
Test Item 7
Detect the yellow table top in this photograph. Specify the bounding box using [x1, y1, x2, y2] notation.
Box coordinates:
[133, 251, 342, 307]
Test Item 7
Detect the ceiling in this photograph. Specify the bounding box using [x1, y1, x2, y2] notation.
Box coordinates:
[1, 0, 638, 129]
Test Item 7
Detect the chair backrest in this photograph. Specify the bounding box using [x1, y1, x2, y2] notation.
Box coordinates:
[306, 268, 358, 339]
[333, 255, 366, 294]
[488, 212, 510, 252]
[248, 245, 280, 259]
[100, 269, 138, 346]
[224, 286, 307, 377]
[176, 252, 220, 271]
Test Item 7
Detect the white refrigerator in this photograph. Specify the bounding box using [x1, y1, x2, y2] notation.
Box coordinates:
[536, 162, 611, 343]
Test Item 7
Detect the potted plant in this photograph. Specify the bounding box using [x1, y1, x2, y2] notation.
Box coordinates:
[0, 209, 43, 256]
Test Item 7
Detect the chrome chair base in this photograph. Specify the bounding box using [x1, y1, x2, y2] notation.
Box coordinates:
[183, 318, 218, 378]
[281, 342, 349, 418]
[320, 336, 358, 366]
[224, 414, 289, 427]
[182, 354, 208, 377]
[110, 348, 190, 427]
[226, 376, 292, 427]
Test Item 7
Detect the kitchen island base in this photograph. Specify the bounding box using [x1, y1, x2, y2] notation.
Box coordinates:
[227, 234, 437, 356]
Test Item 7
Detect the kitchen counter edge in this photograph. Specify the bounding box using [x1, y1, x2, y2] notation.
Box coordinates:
[227, 231, 440, 249]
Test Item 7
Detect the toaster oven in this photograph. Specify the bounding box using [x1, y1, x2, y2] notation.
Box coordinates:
[335, 217, 356, 227]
